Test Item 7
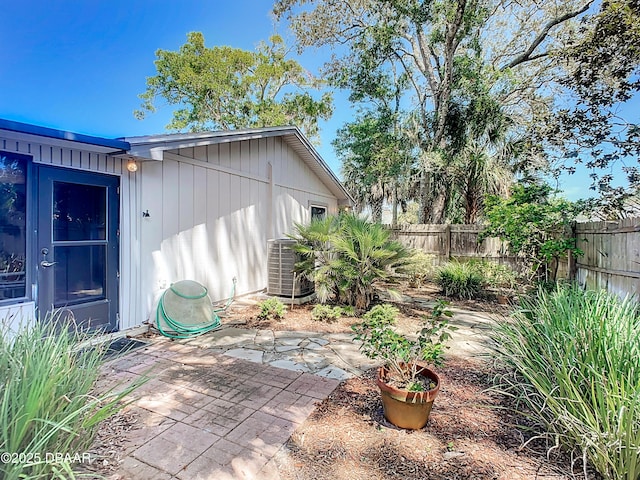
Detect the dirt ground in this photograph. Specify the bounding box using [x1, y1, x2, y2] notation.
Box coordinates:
[228, 285, 590, 479]
[89, 283, 593, 479]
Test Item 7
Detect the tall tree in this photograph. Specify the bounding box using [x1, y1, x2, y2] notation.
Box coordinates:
[544, 0, 640, 214]
[135, 32, 333, 141]
[275, 0, 594, 222]
[334, 108, 414, 222]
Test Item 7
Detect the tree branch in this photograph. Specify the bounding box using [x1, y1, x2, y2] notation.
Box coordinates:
[501, 1, 594, 70]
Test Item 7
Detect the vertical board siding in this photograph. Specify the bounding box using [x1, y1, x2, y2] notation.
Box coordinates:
[0, 133, 142, 330]
[139, 134, 341, 324]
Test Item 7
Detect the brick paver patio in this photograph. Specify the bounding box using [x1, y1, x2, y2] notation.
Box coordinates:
[99, 339, 340, 479]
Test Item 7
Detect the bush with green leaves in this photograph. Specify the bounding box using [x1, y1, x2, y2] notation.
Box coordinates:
[289, 213, 412, 310]
[405, 250, 437, 287]
[435, 261, 484, 299]
[480, 182, 584, 282]
[466, 259, 518, 290]
[0, 312, 142, 480]
[352, 301, 456, 391]
[494, 285, 640, 479]
[311, 304, 343, 322]
[257, 298, 287, 320]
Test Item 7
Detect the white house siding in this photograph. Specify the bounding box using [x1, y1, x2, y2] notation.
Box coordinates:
[139, 136, 338, 322]
[0, 132, 142, 331]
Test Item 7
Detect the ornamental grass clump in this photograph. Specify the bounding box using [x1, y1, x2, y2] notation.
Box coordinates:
[493, 285, 640, 480]
[435, 261, 484, 299]
[0, 312, 142, 480]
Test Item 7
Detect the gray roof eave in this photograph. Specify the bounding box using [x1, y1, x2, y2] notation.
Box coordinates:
[126, 126, 354, 205]
[0, 118, 130, 153]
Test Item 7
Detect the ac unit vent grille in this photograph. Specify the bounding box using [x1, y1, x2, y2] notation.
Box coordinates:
[267, 239, 314, 297]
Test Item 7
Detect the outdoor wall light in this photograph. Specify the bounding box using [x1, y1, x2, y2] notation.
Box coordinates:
[127, 159, 138, 173]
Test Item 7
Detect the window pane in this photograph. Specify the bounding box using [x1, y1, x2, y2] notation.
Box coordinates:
[311, 206, 326, 221]
[53, 183, 106, 241]
[54, 245, 105, 306]
[0, 151, 27, 300]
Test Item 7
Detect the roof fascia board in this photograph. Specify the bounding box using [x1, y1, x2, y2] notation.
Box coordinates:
[0, 119, 130, 153]
[125, 126, 296, 155]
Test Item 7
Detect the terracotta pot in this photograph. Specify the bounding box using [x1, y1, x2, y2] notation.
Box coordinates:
[376, 364, 440, 430]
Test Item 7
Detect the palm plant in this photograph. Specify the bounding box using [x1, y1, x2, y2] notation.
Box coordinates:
[290, 214, 412, 310]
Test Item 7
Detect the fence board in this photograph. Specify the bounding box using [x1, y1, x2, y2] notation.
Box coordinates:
[575, 217, 640, 298]
[389, 219, 640, 296]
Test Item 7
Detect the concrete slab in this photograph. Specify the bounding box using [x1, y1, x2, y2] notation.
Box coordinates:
[224, 348, 264, 363]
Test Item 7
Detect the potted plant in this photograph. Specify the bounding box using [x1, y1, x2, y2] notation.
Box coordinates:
[352, 300, 456, 429]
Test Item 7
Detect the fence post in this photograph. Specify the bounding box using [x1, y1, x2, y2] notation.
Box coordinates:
[568, 221, 577, 281]
[444, 224, 451, 259]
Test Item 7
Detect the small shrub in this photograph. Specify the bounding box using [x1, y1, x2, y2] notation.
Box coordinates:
[340, 305, 357, 317]
[467, 259, 518, 289]
[405, 250, 437, 287]
[257, 298, 287, 320]
[352, 301, 456, 390]
[435, 261, 484, 299]
[289, 213, 412, 310]
[311, 304, 343, 322]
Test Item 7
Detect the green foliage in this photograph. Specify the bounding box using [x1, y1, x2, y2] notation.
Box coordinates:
[289, 214, 412, 310]
[405, 250, 437, 288]
[136, 32, 332, 141]
[257, 298, 287, 321]
[480, 182, 584, 281]
[550, 0, 640, 207]
[352, 301, 456, 388]
[466, 259, 518, 289]
[494, 285, 640, 480]
[0, 312, 143, 479]
[334, 107, 414, 222]
[275, 0, 593, 223]
[311, 304, 343, 323]
[435, 261, 484, 299]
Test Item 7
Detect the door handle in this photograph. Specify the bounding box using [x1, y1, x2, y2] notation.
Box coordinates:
[41, 260, 57, 268]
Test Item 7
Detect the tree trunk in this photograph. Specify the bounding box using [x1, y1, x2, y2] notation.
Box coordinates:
[391, 183, 398, 227]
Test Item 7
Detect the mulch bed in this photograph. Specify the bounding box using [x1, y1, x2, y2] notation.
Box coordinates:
[276, 358, 586, 479]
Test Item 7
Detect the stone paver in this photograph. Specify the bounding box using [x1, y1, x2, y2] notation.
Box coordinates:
[99, 300, 497, 479]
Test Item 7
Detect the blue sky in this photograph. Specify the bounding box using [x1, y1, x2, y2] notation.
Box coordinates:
[0, 1, 351, 174]
[0, 0, 636, 201]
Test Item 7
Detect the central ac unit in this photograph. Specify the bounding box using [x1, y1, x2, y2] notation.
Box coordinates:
[267, 239, 314, 297]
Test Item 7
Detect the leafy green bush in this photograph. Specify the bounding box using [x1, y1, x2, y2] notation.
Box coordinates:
[480, 182, 584, 282]
[257, 298, 287, 320]
[466, 259, 518, 289]
[405, 250, 437, 287]
[290, 213, 412, 310]
[352, 301, 456, 390]
[435, 261, 484, 299]
[494, 285, 640, 479]
[340, 305, 357, 317]
[311, 304, 343, 322]
[0, 312, 141, 479]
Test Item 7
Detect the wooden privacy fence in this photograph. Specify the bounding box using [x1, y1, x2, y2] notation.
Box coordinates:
[389, 219, 640, 298]
[574, 217, 640, 299]
[388, 224, 515, 266]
